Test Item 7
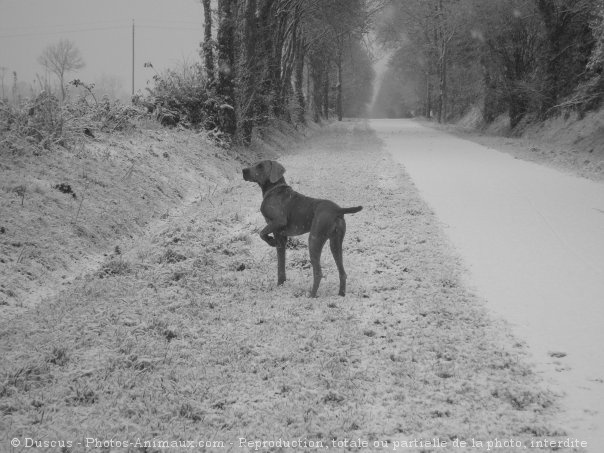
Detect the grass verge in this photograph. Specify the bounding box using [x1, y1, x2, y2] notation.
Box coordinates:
[0, 120, 567, 452]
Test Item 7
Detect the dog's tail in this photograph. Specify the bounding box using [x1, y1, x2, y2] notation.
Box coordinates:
[338, 206, 363, 215]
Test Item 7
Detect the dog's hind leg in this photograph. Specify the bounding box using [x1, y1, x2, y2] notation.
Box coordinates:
[330, 217, 347, 296]
[275, 233, 287, 285]
[308, 231, 327, 298]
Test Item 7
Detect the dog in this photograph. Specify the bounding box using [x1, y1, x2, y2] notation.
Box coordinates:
[242, 160, 362, 297]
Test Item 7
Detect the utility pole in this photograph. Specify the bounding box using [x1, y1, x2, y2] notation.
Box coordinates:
[132, 19, 135, 99]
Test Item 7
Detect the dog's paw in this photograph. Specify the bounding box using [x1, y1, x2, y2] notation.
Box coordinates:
[260, 234, 277, 247]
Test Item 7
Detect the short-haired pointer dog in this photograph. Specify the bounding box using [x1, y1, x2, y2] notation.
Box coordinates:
[242, 160, 362, 297]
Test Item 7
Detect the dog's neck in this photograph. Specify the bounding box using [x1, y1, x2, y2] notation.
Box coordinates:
[261, 178, 288, 199]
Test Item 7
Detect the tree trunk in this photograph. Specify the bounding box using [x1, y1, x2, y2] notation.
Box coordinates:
[201, 0, 215, 85]
[322, 64, 329, 119]
[336, 50, 343, 121]
[294, 37, 306, 123]
[240, 0, 257, 144]
[279, 22, 297, 124]
[309, 58, 321, 122]
[438, 42, 447, 123]
[59, 72, 66, 101]
[425, 72, 431, 118]
[269, 12, 287, 118]
[256, 0, 274, 123]
[217, 0, 237, 136]
[535, 0, 564, 115]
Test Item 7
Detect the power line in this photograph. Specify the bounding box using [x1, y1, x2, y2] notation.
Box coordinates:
[0, 20, 129, 33]
[141, 20, 202, 25]
[0, 23, 202, 39]
[138, 25, 202, 31]
[0, 25, 128, 39]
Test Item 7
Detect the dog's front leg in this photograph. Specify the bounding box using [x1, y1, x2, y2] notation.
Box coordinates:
[259, 222, 284, 247]
[275, 233, 287, 285]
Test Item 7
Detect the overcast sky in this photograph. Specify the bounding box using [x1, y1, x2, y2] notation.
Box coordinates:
[0, 0, 205, 97]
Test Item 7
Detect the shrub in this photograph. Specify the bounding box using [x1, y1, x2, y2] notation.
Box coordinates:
[0, 92, 72, 153]
[0, 83, 144, 155]
[70, 79, 143, 132]
[139, 62, 219, 129]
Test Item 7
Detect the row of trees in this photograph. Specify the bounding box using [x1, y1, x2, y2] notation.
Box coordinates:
[374, 0, 604, 127]
[199, 0, 376, 144]
[4, 2, 377, 144]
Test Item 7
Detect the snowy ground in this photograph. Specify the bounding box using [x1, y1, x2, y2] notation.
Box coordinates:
[371, 118, 604, 450]
[0, 120, 573, 452]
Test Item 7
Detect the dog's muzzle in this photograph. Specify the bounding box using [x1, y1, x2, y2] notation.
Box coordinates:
[242, 168, 251, 181]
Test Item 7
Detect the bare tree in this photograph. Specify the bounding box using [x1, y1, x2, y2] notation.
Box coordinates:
[240, 0, 258, 144]
[216, 0, 237, 135]
[37, 39, 85, 100]
[200, 0, 215, 84]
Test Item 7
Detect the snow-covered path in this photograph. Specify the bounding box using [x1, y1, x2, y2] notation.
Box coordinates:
[371, 119, 604, 449]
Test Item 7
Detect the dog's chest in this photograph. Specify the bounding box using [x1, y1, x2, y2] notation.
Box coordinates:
[261, 190, 317, 236]
[260, 192, 292, 221]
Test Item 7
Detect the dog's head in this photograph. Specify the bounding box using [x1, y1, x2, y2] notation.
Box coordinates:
[242, 160, 285, 186]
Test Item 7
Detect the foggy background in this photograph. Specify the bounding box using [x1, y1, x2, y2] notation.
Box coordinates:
[0, 0, 203, 101]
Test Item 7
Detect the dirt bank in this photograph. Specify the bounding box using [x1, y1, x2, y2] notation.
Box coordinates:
[449, 108, 604, 183]
[0, 125, 244, 318]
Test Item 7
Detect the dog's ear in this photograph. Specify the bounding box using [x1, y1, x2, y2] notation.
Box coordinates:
[269, 161, 285, 183]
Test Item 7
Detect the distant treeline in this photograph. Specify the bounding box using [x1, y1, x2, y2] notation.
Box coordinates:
[374, 0, 604, 127]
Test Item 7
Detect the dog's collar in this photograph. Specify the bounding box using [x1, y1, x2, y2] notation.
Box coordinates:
[262, 183, 288, 200]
